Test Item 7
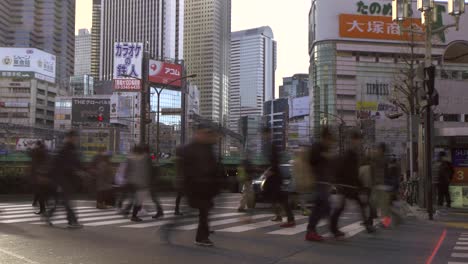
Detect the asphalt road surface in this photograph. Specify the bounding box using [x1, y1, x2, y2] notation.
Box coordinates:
[0, 193, 465, 264]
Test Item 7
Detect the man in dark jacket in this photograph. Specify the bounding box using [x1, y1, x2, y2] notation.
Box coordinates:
[330, 131, 374, 237]
[29, 141, 50, 215]
[437, 151, 454, 208]
[305, 128, 335, 242]
[47, 130, 83, 228]
[177, 124, 221, 247]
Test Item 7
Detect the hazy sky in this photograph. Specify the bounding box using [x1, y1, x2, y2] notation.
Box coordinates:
[75, 0, 310, 94]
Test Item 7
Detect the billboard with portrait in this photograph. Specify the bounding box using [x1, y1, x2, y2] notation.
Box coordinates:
[148, 60, 183, 88]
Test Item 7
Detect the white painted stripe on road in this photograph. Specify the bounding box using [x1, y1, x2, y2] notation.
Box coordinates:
[452, 253, 468, 258]
[217, 216, 308, 233]
[175, 214, 270, 231]
[460, 238, 468, 241]
[268, 220, 326, 235]
[0, 204, 31, 209]
[0, 206, 93, 214]
[323, 221, 364, 238]
[84, 217, 153, 226]
[122, 212, 244, 228]
[0, 207, 94, 218]
[448, 262, 468, 264]
[0, 248, 40, 264]
[457, 242, 468, 245]
[0, 210, 117, 224]
[454, 247, 468, 250]
[44, 214, 127, 225]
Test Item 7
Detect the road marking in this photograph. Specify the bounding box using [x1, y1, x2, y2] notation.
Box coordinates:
[43, 214, 127, 225]
[0, 207, 96, 218]
[448, 262, 468, 264]
[323, 221, 364, 238]
[84, 217, 155, 226]
[457, 242, 468, 245]
[122, 212, 244, 228]
[268, 219, 330, 235]
[176, 214, 271, 231]
[0, 204, 32, 209]
[455, 247, 468, 251]
[0, 248, 40, 264]
[452, 253, 468, 258]
[0, 206, 93, 215]
[425, 229, 446, 264]
[217, 216, 308, 233]
[460, 238, 468, 241]
[0, 210, 118, 224]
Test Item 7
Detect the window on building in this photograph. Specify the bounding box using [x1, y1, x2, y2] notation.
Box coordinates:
[443, 114, 460, 122]
[65, 114, 71, 120]
[441, 70, 449, 79]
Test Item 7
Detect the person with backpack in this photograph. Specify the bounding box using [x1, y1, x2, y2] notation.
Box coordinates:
[436, 151, 454, 208]
[176, 124, 222, 247]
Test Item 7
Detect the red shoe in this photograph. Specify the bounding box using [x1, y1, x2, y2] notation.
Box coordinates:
[280, 221, 296, 228]
[305, 231, 324, 242]
[382, 217, 392, 228]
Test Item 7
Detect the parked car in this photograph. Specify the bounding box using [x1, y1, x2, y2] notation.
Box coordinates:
[251, 164, 296, 203]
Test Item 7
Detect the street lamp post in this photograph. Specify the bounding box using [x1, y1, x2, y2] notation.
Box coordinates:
[392, 0, 465, 220]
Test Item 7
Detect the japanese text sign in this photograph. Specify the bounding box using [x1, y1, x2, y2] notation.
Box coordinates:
[339, 14, 424, 41]
[113, 42, 143, 79]
[113, 79, 141, 91]
[148, 60, 183, 88]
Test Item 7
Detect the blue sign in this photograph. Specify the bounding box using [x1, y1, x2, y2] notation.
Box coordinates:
[452, 148, 468, 167]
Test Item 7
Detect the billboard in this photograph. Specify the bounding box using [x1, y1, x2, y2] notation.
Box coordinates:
[148, 60, 183, 87]
[72, 99, 110, 126]
[113, 78, 141, 91]
[289, 96, 310, 118]
[16, 138, 54, 151]
[0, 48, 56, 83]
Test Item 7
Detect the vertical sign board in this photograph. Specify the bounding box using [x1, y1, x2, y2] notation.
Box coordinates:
[113, 42, 143, 90]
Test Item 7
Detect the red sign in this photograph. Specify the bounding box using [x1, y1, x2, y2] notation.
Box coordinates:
[452, 167, 468, 184]
[113, 79, 141, 91]
[148, 60, 183, 87]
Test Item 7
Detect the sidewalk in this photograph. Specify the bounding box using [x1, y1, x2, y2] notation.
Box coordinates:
[404, 202, 468, 228]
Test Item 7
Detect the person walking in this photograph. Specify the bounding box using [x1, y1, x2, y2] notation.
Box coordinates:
[91, 151, 114, 209]
[372, 143, 392, 228]
[47, 130, 83, 228]
[28, 141, 50, 215]
[177, 124, 222, 247]
[237, 158, 255, 212]
[330, 132, 375, 237]
[305, 128, 335, 242]
[293, 146, 314, 216]
[261, 128, 295, 227]
[436, 151, 454, 208]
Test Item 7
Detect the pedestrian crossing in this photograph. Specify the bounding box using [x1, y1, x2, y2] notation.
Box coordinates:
[448, 233, 468, 264]
[0, 202, 365, 238]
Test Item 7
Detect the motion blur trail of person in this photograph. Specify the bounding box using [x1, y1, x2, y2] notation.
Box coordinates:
[28, 140, 52, 215]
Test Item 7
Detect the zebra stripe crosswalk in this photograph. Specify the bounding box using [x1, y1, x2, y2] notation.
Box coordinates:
[0, 202, 367, 238]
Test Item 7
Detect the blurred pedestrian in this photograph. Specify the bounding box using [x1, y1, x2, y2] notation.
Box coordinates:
[305, 128, 334, 242]
[114, 160, 129, 211]
[47, 130, 83, 228]
[176, 124, 222, 247]
[293, 146, 314, 216]
[372, 143, 392, 228]
[436, 151, 454, 208]
[261, 128, 295, 227]
[237, 158, 255, 212]
[143, 145, 164, 219]
[331, 131, 375, 237]
[90, 151, 114, 209]
[28, 141, 50, 215]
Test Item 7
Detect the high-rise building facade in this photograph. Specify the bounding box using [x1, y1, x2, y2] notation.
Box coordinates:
[229, 27, 277, 134]
[74, 29, 92, 76]
[184, 0, 231, 123]
[96, 0, 184, 80]
[279, 74, 309, 99]
[0, 0, 75, 85]
[91, 0, 101, 80]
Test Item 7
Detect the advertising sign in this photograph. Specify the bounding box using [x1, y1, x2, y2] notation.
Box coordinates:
[72, 99, 110, 125]
[289, 96, 310, 118]
[16, 138, 54, 151]
[452, 167, 468, 184]
[148, 60, 183, 87]
[339, 14, 423, 41]
[113, 79, 141, 91]
[0, 48, 56, 83]
[113, 42, 143, 79]
[452, 149, 468, 167]
[0, 102, 29, 108]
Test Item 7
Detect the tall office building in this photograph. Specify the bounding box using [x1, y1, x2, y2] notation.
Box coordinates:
[90, 0, 101, 80]
[96, 0, 184, 80]
[74, 29, 92, 76]
[279, 74, 309, 99]
[0, 0, 75, 85]
[229, 26, 277, 133]
[184, 0, 231, 123]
